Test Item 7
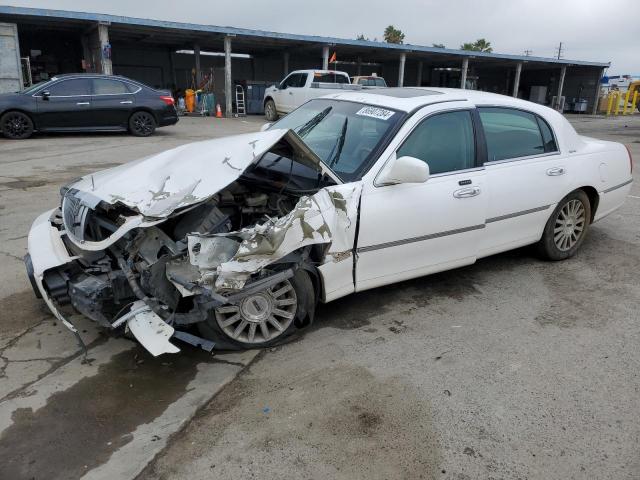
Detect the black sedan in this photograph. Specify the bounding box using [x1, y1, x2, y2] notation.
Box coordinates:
[0, 73, 178, 139]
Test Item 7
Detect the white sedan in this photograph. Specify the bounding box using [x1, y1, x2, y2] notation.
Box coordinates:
[25, 88, 633, 355]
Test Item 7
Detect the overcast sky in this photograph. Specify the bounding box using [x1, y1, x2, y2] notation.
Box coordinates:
[6, 0, 639, 73]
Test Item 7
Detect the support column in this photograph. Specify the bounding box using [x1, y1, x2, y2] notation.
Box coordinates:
[224, 35, 233, 117]
[283, 51, 289, 76]
[81, 34, 91, 72]
[555, 65, 567, 110]
[398, 52, 406, 87]
[168, 50, 177, 88]
[460, 57, 469, 89]
[416, 60, 423, 87]
[322, 46, 329, 70]
[592, 67, 606, 115]
[512, 62, 522, 97]
[194, 43, 201, 86]
[97, 22, 112, 75]
[356, 56, 362, 76]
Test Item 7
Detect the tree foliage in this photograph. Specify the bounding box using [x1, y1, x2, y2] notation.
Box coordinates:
[460, 38, 493, 52]
[383, 25, 405, 44]
[356, 34, 369, 41]
[432, 43, 446, 48]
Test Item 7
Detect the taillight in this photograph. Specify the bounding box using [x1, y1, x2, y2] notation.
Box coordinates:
[625, 144, 634, 174]
[160, 95, 175, 106]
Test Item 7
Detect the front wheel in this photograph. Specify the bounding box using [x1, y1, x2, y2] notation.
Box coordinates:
[198, 269, 315, 350]
[1, 111, 34, 139]
[537, 190, 591, 261]
[128, 111, 156, 137]
[264, 99, 278, 121]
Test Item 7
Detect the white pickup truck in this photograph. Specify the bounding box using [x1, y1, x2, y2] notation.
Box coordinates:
[263, 70, 361, 120]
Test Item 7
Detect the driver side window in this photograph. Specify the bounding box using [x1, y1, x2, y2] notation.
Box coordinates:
[397, 110, 476, 175]
[281, 73, 306, 89]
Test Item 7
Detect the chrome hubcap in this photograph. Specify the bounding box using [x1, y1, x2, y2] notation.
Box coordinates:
[554, 199, 586, 251]
[215, 279, 297, 344]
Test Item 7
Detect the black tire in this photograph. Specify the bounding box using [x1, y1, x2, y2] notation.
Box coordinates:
[1, 111, 34, 139]
[198, 269, 315, 350]
[128, 111, 156, 137]
[537, 189, 591, 261]
[264, 99, 278, 121]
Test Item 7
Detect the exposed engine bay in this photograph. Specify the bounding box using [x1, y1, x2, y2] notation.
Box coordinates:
[26, 129, 361, 355]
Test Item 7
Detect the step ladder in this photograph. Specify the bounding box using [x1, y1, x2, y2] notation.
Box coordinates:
[235, 85, 246, 117]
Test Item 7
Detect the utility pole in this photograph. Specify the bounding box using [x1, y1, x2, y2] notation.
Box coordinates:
[555, 42, 563, 60]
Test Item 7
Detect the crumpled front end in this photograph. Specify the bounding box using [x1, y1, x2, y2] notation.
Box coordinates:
[25, 130, 361, 356]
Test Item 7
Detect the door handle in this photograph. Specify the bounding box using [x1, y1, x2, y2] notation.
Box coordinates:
[288, 91, 293, 95]
[546, 167, 565, 176]
[120, 100, 133, 104]
[76, 102, 90, 105]
[453, 186, 481, 198]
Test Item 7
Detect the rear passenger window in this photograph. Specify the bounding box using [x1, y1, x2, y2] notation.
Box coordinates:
[536, 117, 558, 153]
[479, 108, 551, 161]
[92, 79, 130, 95]
[397, 110, 475, 175]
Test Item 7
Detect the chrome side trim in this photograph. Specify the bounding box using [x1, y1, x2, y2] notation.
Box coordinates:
[486, 204, 552, 223]
[602, 178, 633, 194]
[484, 151, 561, 166]
[357, 204, 554, 254]
[357, 224, 485, 253]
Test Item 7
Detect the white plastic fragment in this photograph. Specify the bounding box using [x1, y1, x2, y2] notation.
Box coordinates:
[127, 305, 180, 356]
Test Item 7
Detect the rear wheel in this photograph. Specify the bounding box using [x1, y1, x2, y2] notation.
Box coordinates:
[537, 189, 591, 261]
[198, 269, 315, 350]
[128, 111, 156, 137]
[1, 111, 34, 139]
[264, 99, 278, 121]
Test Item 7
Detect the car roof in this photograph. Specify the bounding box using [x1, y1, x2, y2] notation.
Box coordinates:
[49, 73, 141, 83]
[290, 69, 349, 75]
[320, 87, 558, 115]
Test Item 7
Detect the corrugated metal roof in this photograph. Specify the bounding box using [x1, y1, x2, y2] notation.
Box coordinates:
[0, 6, 610, 67]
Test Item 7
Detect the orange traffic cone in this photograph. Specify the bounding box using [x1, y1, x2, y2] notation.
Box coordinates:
[215, 104, 222, 118]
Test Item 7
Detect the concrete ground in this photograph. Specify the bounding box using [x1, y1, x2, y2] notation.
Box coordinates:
[0, 113, 639, 480]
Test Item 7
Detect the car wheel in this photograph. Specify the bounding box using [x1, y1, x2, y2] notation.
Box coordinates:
[198, 269, 315, 350]
[264, 99, 278, 121]
[537, 189, 591, 261]
[128, 111, 156, 137]
[1, 111, 34, 139]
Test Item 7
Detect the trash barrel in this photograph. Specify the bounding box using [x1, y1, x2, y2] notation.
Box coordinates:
[185, 89, 196, 113]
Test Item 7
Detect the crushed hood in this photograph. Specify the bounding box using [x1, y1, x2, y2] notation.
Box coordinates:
[68, 129, 341, 218]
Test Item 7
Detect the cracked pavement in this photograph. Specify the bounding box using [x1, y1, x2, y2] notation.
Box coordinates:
[0, 115, 638, 480]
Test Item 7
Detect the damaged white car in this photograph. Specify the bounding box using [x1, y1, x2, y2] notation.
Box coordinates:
[25, 88, 633, 356]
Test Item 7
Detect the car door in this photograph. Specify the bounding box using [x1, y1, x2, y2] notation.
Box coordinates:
[289, 72, 310, 109]
[356, 106, 488, 292]
[35, 78, 93, 129]
[277, 73, 305, 113]
[90, 78, 137, 128]
[476, 107, 569, 258]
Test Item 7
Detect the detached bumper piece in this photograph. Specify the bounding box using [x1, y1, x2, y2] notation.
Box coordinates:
[116, 301, 215, 356]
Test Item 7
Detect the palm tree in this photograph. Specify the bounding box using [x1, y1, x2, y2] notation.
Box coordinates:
[460, 38, 493, 53]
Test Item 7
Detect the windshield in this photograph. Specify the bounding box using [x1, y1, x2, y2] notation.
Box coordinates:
[271, 99, 404, 181]
[21, 80, 50, 94]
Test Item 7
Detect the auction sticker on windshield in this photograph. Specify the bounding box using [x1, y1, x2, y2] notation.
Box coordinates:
[356, 106, 395, 120]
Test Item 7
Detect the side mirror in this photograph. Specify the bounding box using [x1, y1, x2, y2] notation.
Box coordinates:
[260, 123, 272, 132]
[279, 83, 287, 90]
[40, 90, 51, 100]
[377, 155, 430, 185]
